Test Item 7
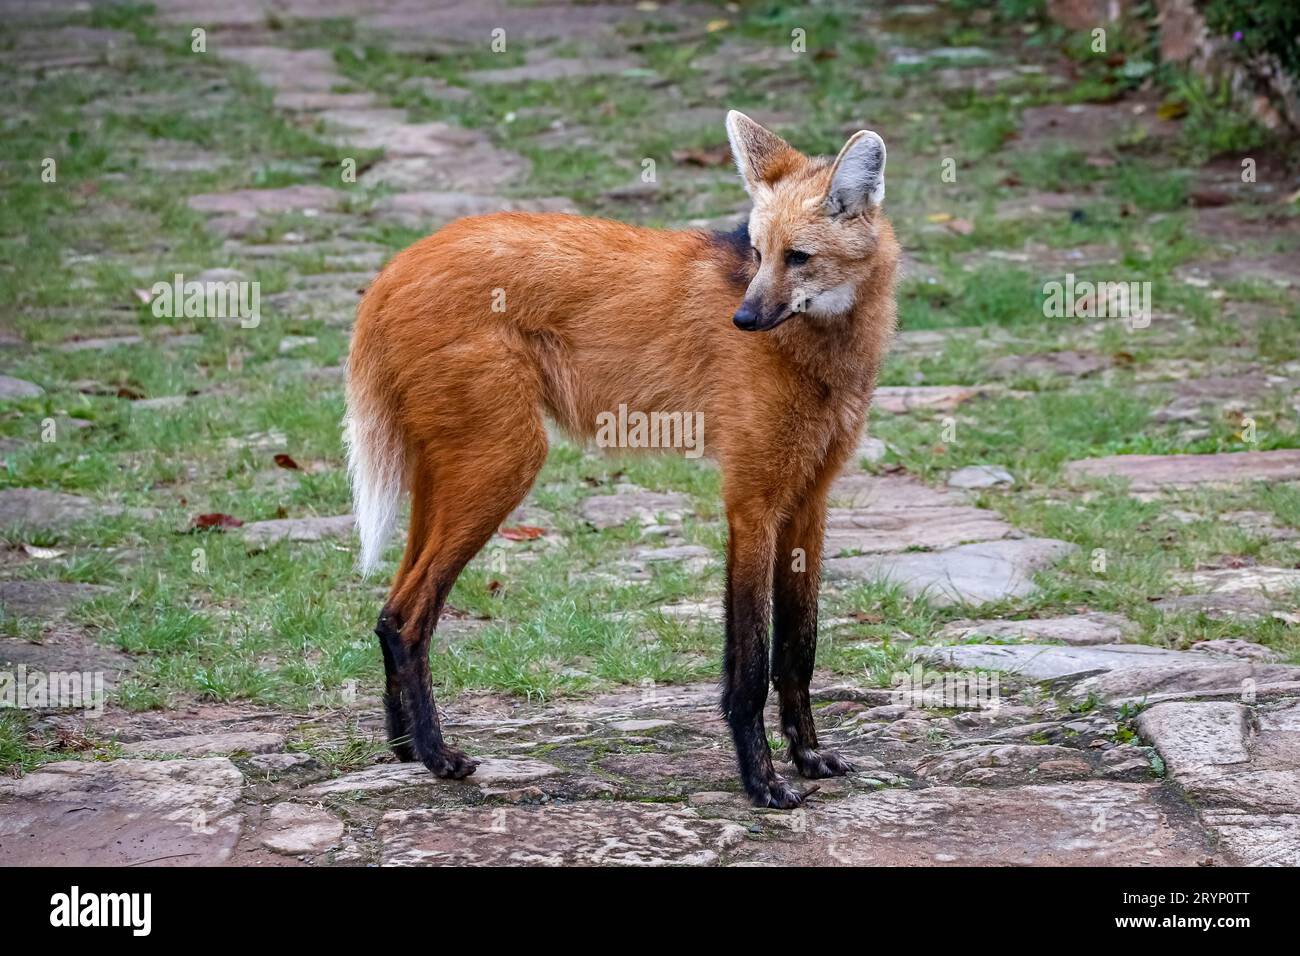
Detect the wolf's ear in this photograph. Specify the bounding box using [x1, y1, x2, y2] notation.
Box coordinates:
[826, 130, 886, 216]
[726, 110, 801, 196]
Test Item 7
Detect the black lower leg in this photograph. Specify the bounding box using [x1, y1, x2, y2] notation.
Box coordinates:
[723, 549, 808, 809]
[382, 599, 477, 779]
[376, 607, 414, 761]
[773, 571, 854, 780]
[402, 633, 476, 778]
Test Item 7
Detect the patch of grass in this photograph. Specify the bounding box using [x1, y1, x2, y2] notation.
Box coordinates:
[872, 386, 1158, 483]
[1010, 145, 1106, 193]
[1167, 71, 1272, 162]
[0, 712, 48, 775]
[1110, 163, 1188, 211]
[898, 266, 1042, 330]
[291, 724, 391, 773]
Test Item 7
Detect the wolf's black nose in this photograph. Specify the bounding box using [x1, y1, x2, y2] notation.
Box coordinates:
[733, 303, 761, 331]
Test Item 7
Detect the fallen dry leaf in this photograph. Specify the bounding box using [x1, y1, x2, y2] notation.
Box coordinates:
[191, 513, 244, 531]
[499, 525, 545, 541]
[1156, 99, 1188, 121]
[672, 144, 731, 167]
[848, 611, 883, 624]
[273, 453, 300, 470]
[1189, 189, 1233, 208]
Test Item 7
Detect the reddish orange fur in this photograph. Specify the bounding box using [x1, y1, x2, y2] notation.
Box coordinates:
[351, 204, 897, 626]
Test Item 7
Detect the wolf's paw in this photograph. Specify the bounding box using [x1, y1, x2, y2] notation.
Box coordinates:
[424, 745, 479, 779]
[791, 747, 856, 779]
[749, 774, 819, 809]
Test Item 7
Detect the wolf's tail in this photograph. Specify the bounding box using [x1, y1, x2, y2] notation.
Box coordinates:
[343, 366, 404, 577]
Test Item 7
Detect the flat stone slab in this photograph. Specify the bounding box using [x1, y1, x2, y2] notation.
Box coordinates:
[1139, 700, 1300, 865]
[1178, 253, 1300, 288]
[937, 612, 1136, 646]
[120, 732, 285, 757]
[1205, 812, 1300, 867]
[58, 334, 143, 352]
[303, 757, 559, 797]
[790, 782, 1204, 865]
[1070, 661, 1300, 706]
[824, 504, 1013, 554]
[378, 803, 746, 866]
[915, 744, 1093, 785]
[1136, 702, 1253, 773]
[360, 151, 528, 192]
[466, 52, 645, 85]
[630, 545, 713, 574]
[989, 350, 1109, 379]
[242, 514, 355, 549]
[1017, 100, 1179, 149]
[890, 327, 976, 355]
[580, 487, 690, 530]
[371, 191, 575, 227]
[217, 44, 379, 113]
[1176, 566, 1300, 597]
[0, 635, 130, 690]
[314, 111, 530, 192]
[1064, 449, 1300, 490]
[1148, 372, 1281, 424]
[855, 435, 888, 463]
[0, 580, 111, 617]
[825, 474, 1016, 554]
[598, 747, 736, 789]
[916, 642, 1206, 681]
[873, 385, 987, 414]
[947, 465, 1014, 489]
[608, 719, 675, 732]
[276, 90, 377, 111]
[0, 758, 243, 866]
[829, 472, 957, 510]
[1192, 638, 1282, 662]
[260, 803, 345, 855]
[219, 45, 339, 92]
[0, 488, 157, 531]
[654, 599, 723, 624]
[825, 538, 1077, 606]
[187, 185, 342, 217]
[0, 24, 132, 65]
[0, 375, 43, 399]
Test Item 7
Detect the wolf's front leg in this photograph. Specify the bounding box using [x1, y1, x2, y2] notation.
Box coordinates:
[721, 507, 808, 808]
[773, 490, 855, 780]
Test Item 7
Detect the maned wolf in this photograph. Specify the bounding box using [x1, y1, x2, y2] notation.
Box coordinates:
[345, 111, 898, 807]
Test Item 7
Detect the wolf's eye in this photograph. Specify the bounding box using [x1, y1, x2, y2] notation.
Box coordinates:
[785, 250, 812, 267]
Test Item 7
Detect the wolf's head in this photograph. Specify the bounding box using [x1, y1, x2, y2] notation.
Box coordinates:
[725, 110, 887, 333]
